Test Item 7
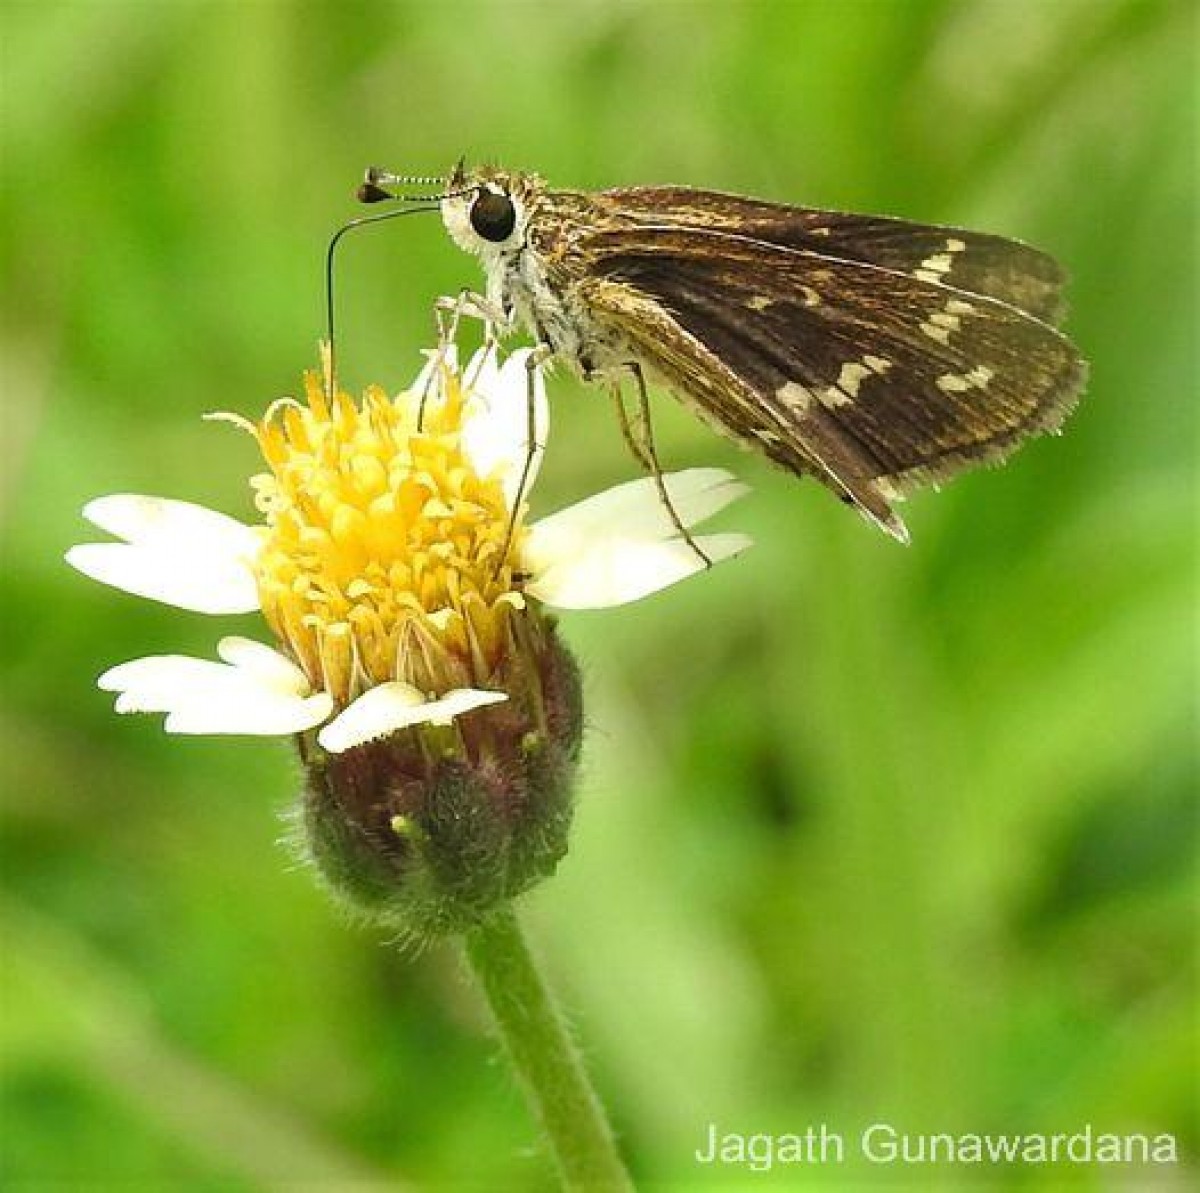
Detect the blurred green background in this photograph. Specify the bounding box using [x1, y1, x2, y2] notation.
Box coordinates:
[2, 1, 1195, 1189]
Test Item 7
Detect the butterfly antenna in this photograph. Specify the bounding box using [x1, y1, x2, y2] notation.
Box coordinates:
[324, 171, 483, 400]
[357, 166, 478, 206]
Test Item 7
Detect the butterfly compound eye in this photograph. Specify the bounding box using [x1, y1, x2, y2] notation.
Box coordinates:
[469, 191, 517, 242]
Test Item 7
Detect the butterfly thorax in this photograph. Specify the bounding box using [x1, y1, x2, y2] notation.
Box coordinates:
[509, 194, 638, 377]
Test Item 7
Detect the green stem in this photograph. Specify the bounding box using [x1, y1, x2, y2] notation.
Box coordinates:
[464, 905, 633, 1192]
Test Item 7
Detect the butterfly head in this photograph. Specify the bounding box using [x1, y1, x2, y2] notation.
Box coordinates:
[439, 162, 544, 264]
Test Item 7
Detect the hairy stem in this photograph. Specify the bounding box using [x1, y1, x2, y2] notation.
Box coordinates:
[464, 905, 632, 1191]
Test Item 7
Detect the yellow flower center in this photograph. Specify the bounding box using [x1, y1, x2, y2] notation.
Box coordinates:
[250, 352, 526, 706]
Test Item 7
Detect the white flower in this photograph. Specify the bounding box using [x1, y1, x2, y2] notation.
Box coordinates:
[68, 341, 751, 754]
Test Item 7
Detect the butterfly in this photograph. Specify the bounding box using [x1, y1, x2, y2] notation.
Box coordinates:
[360, 163, 1087, 542]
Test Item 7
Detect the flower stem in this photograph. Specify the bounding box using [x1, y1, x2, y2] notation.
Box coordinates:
[464, 905, 632, 1191]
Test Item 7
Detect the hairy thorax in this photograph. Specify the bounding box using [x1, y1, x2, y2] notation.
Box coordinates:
[495, 205, 630, 380]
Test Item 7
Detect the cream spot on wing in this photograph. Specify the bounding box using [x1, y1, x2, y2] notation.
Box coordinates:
[780, 355, 896, 416]
[819, 354, 895, 406]
[936, 365, 994, 394]
[746, 295, 773, 311]
[914, 237, 967, 284]
[800, 285, 821, 307]
[754, 428, 782, 445]
[920, 312, 958, 343]
[835, 361, 873, 398]
[777, 381, 814, 413]
[920, 252, 954, 275]
[936, 373, 970, 393]
[818, 385, 852, 409]
[919, 292, 977, 344]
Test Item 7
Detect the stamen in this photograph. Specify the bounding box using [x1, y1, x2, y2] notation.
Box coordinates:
[203, 411, 258, 435]
[250, 357, 526, 706]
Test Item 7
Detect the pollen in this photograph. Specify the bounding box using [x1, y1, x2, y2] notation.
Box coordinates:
[250, 350, 525, 706]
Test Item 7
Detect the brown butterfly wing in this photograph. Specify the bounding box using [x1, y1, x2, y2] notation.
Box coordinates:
[577, 226, 1086, 539]
[594, 186, 1069, 325]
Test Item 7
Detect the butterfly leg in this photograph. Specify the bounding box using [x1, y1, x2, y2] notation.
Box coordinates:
[494, 342, 553, 580]
[419, 290, 509, 428]
[611, 362, 713, 568]
[433, 289, 507, 346]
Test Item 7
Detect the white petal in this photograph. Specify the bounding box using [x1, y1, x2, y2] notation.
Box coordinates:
[521, 468, 750, 607]
[216, 636, 310, 694]
[100, 655, 233, 708]
[526, 532, 753, 609]
[460, 347, 549, 507]
[66, 543, 260, 614]
[527, 468, 746, 553]
[423, 688, 510, 724]
[163, 689, 332, 736]
[82, 495, 260, 555]
[317, 682, 507, 754]
[68, 495, 262, 614]
[98, 652, 332, 736]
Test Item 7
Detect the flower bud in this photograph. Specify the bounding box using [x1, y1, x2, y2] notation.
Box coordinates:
[296, 610, 582, 940]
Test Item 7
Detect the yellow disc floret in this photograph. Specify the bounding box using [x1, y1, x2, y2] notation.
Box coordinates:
[250, 351, 526, 706]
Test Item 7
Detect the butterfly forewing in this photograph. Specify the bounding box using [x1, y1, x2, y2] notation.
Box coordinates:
[578, 226, 1086, 534]
[594, 187, 1069, 325]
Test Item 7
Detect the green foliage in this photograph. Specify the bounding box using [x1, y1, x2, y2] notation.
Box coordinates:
[2, 1, 1194, 1188]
